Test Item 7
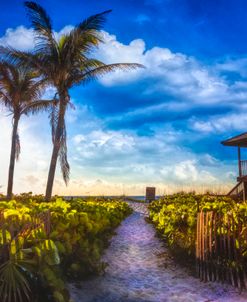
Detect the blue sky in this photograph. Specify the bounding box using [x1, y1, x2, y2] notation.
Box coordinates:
[0, 0, 247, 195]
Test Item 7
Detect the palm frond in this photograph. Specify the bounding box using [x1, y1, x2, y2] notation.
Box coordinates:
[77, 10, 112, 32]
[73, 62, 144, 85]
[0, 62, 49, 167]
[47, 100, 70, 184]
[20, 76, 47, 104]
[21, 99, 56, 115]
[24, 1, 60, 67]
[0, 62, 20, 111]
[0, 62, 48, 110]
[0, 62, 17, 97]
[0, 261, 31, 302]
[15, 131, 20, 161]
[62, 10, 112, 61]
[68, 101, 75, 110]
[59, 32, 97, 64]
[79, 59, 105, 69]
[24, 1, 56, 47]
[0, 91, 12, 109]
[48, 97, 59, 144]
[0, 46, 45, 74]
[59, 124, 70, 185]
[25, 1, 52, 33]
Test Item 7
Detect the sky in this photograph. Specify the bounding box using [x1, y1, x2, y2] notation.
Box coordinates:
[1, 0, 247, 196]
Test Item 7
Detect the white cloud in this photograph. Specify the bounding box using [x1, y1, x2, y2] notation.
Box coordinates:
[0, 25, 241, 195]
[216, 58, 247, 78]
[173, 160, 217, 183]
[73, 130, 135, 160]
[0, 25, 74, 51]
[0, 106, 234, 195]
[94, 31, 247, 114]
[71, 127, 232, 189]
[174, 160, 198, 181]
[1, 26, 245, 110]
[191, 120, 214, 133]
[190, 112, 247, 134]
[54, 25, 74, 39]
[0, 26, 35, 50]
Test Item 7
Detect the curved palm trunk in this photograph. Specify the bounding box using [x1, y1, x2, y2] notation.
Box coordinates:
[7, 117, 19, 200]
[45, 100, 66, 201]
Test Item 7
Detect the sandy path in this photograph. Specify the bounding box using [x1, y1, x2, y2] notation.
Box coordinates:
[70, 202, 247, 302]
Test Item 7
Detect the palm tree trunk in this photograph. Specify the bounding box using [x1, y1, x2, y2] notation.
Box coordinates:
[45, 100, 66, 201]
[7, 117, 19, 200]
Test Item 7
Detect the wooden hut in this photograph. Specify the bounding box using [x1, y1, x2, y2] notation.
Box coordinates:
[221, 132, 247, 200]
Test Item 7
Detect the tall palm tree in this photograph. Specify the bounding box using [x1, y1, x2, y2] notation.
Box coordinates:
[0, 62, 53, 200]
[0, 1, 143, 200]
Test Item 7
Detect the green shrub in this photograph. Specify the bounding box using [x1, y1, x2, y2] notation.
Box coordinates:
[149, 193, 247, 257]
[0, 197, 132, 302]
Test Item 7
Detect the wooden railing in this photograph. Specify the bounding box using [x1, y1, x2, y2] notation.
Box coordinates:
[228, 181, 244, 198]
[240, 160, 247, 177]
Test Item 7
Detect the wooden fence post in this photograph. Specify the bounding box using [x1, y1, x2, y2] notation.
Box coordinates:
[196, 210, 247, 290]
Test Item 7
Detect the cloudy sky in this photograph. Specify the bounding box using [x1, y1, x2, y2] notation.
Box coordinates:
[0, 0, 247, 196]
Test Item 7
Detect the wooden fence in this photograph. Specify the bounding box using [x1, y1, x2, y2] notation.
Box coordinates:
[196, 210, 247, 290]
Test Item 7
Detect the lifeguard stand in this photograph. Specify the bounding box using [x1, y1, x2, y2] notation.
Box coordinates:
[222, 132, 247, 200]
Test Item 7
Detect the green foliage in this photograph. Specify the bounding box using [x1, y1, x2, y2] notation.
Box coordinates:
[0, 261, 31, 302]
[149, 193, 247, 257]
[7, 192, 57, 203]
[0, 197, 132, 302]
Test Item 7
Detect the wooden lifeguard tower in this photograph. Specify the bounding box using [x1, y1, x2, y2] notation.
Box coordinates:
[222, 132, 247, 200]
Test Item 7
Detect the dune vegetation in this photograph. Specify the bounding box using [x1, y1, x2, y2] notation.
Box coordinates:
[149, 193, 247, 278]
[0, 195, 132, 302]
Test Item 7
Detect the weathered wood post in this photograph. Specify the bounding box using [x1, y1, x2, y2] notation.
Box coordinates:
[145, 187, 156, 203]
[238, 146, 241, 177]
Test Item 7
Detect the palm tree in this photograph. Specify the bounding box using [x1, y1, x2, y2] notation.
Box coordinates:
[0, 1, 143, 200]
[0, 63, 53, 200]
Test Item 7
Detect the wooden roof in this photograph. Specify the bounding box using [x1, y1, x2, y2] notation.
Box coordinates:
[221, 132, 247, 147]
